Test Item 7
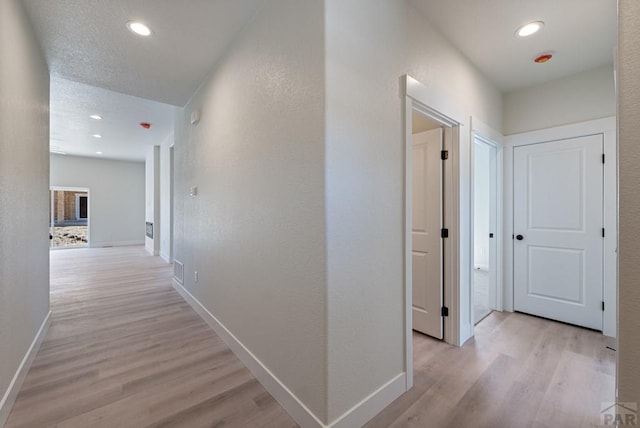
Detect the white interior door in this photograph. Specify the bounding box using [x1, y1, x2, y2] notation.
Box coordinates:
[412, 128, 443, 339]
[514, 135, 603, 330]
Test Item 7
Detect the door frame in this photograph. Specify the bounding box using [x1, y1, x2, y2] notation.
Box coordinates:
[470, 119, 504, 314]
[403, 75, 470, 390]
[471, 139, 498, 312]
[504, 116, 617, 337]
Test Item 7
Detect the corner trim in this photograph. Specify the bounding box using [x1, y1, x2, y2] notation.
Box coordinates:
[329, 372, 406, 428]
[0, 311, 51, 427]
[171, 279, 405, 427]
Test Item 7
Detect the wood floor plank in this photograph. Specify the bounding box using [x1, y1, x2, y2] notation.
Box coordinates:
[368, 311, 615, 428]
[5, 246, 296, 428]
[5, 247, 615, 427]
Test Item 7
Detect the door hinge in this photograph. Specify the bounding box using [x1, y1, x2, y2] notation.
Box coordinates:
[441, 150, 449, 160]
[602, 228, 605, 238]
[602, 154, 605, 164]
[441, 228, 449, 238]
[602, 301, 605, 311]
[441, 306, 449, 317]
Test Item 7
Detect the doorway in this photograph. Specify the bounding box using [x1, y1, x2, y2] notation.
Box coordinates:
[404, 75, 466, 390]
[49, 187, 90, 248]
[513, 135, 604, 330]
[504, 117, 617, 337]
[472, 137, 499, 324]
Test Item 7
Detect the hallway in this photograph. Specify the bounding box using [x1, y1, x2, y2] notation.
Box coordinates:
[5, 247, 296, 428]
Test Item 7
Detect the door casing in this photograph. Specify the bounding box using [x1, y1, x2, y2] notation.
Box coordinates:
[403, 75, 469, 391]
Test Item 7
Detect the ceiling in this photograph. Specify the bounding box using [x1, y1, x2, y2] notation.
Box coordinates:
[50, 77, 175, 161]
[409, 0, 617, 92]
[22, 0, 267, 106]
[22, 0, 617, 160]
[22, 0, 265, 161]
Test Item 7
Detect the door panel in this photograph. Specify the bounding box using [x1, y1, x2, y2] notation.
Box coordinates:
[412, 128, 443, 339]
[514, 135, 603, 330]
[528, 149, 584, 231]
[528, 246, 583, 303]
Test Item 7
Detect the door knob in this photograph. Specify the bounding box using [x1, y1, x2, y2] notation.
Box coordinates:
[516, 235, 524, 241]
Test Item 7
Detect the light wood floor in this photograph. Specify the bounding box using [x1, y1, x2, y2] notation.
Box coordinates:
[6, 246, 616, 427]
[5, 246, 296, 428]
[367, 311, 616, 428]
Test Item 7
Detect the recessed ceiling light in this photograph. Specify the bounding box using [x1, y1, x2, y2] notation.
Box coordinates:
[96, 151, 103, 155]
[89, 114, 103, 120]
[92, 134, 102, 139]
[126, 21, 152, 37]
[516, 21, 544, 37]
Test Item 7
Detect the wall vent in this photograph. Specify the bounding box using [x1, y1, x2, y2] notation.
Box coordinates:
[173, 260, 184, 284]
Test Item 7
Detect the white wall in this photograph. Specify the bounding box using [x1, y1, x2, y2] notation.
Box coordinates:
[174, 0, 328, 423]
[617, 0, 640, 407]
[159, 134, 174, 262]
[407, 2, 503, 348]
[0, 0, 50, 423]
[50, 154, 145, 247]
[145, 146, 160, 255]
[503, 64, 616, 135]
[474, 141, 491, 270]
[325, 0, 502, 421]
[174, 0, 502, 424]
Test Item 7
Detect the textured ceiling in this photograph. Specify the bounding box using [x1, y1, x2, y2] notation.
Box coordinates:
[50, 77, 176, 161]
[24, 0, 617, 160]
[22, 0, 267, 106]
[409, 0, 617, 92]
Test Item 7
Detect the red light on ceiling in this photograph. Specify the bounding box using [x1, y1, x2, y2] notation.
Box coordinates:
[534, 53, 553, 64]
[140, 122, 151, 129]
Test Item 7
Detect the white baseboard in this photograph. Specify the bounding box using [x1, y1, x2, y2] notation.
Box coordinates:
[160, 253, 172, 263]
[172, 279, 406, 427]
[0, 311, 51, 427]
[91, 240, 145, 248]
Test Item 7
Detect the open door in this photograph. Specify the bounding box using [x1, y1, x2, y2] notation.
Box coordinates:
[412, 128, 443, 339]
[473, 138, 498, 324]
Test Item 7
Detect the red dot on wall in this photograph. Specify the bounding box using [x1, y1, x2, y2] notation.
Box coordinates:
[140, 122, 151, 129]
